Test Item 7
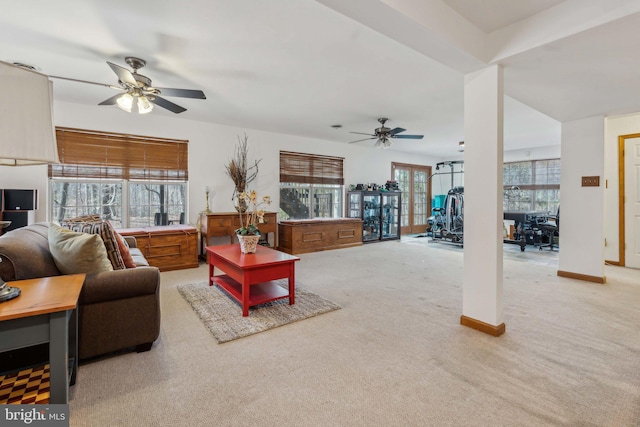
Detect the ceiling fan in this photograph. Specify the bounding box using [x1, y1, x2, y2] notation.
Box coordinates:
[49, 57, 206, 114]
[348, 118, 424, 149]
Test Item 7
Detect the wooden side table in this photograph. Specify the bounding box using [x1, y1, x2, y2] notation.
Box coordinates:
[0, 274, 85, 404]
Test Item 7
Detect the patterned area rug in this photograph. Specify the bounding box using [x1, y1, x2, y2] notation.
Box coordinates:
[0, 364, 50, 404]
[178, 281, 341, 343]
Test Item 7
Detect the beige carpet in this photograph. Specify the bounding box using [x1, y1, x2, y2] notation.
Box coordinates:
[177, 281, 340, 343]
[67, 238, 640, 427]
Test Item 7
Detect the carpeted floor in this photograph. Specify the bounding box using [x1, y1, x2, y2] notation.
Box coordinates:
[67, 238, 640, 426]
[177, 281, 340, 343]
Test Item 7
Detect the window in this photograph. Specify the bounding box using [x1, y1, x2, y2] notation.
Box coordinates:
[49, 127, 188, 227]
[503, 159, 560, 213]
[279, 151, 344, 220]
[50, 181, 124, 226]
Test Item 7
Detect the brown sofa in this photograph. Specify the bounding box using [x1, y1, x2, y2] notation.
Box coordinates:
[0, 222, 161, 360]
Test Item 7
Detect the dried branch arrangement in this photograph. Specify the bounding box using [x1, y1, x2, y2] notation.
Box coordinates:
[225, 134, 262, 206]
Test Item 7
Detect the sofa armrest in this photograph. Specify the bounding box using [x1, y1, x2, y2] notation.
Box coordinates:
[123, 236, 138, 248]
[80, 266, 160, 305]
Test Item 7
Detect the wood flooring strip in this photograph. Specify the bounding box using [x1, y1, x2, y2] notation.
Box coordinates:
[460, 315, 506, 337]
[557, 270, 606, 284]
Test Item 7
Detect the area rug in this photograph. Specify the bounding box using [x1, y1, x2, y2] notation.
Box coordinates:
[0, 364, 50, 404]
[177, 281, 341, 343]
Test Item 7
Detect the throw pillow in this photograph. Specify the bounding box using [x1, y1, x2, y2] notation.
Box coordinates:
[115, 232, 137, 269]
[62, 221, 126, 270]
[48, 223, 114, 275]
[62, 214, 102, 223]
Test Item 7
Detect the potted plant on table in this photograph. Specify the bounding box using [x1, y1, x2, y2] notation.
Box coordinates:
[236, 190, 272, 254]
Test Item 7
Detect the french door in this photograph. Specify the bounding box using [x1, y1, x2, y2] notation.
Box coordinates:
[392, 162, 432, 235]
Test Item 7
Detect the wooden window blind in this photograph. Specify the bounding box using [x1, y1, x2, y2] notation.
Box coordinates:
[49, 127, 188, 181]
[279, 151, 344, 185]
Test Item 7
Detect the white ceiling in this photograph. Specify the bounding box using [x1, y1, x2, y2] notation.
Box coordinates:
[443, 0, 566, 33]
[1, 0, 639, 159]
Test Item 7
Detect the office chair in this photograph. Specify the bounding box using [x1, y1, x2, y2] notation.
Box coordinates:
[538, 207, 559, 251]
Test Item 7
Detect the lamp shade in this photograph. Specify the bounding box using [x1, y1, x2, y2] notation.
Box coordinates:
[0, 61, 59, 166]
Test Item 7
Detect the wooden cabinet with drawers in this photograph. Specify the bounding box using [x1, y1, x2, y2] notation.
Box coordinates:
[200, 212, 278, 254]
[277, 218, 363, 255]
[117, 225, 198, 271]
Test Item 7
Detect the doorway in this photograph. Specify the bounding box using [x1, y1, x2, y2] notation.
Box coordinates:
[618, 133, 640, 268]
[392, 162, 432, 235]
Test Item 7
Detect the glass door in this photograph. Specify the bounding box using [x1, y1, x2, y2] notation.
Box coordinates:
[392, 163, 432, 235]
[413, 170, 429, 233]
[362, 193, 381, 241]
[347, 192, 361, 219]
[381, 193, 400, 239]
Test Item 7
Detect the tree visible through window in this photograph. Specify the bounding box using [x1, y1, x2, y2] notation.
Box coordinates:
[503, 159, 560, 213]
[49, 128, 188, 227]
[279, 151, 344, 220]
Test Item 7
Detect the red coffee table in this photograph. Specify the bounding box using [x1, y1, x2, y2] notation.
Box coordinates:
[206, 244, 300, 316]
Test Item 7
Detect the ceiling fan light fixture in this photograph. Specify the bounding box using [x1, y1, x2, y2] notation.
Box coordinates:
[116, 93, 133, 112]
[375, 138, 383, 148]
[383, 138, 391, 149]
[137, 95, 153, 114]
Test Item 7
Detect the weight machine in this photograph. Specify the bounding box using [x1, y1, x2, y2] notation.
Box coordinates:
[427, 160, 527, 251]
[428, 161, 465, 246]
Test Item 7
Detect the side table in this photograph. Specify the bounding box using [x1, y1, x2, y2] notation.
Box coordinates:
[0, 274, 85, 404]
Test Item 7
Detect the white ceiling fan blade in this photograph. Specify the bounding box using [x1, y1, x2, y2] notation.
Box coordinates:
[107, 61, 137, 86]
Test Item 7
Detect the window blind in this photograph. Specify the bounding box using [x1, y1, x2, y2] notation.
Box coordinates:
[279, 151, 344, 185]
[49, 127, 188, 181]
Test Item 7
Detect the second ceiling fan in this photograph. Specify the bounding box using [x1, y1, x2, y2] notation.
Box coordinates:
[349, 118, 424, 149]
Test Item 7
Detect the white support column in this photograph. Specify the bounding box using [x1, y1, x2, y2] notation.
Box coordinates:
[461, 65, 505, 336]
[558, 116, 606, 282]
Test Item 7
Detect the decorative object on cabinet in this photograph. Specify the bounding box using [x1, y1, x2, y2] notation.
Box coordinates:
[385, 180, 400, 191]
[347, 190, 401, 242]
[202, 186, 214, 215]
[224, 134, 261, 213]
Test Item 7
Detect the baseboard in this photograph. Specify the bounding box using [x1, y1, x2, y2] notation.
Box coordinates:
[557, 270, 606, 284]
[605, 260, 621, 266]
[460, 315, 505, 337]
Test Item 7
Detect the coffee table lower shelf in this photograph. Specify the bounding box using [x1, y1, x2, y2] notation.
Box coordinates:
[211, 274, 291, 310]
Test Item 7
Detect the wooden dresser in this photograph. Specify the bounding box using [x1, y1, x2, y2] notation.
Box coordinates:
[277, 218, 363, 255]
[117, 225, 199, 271]
[200, 212, 278, 254]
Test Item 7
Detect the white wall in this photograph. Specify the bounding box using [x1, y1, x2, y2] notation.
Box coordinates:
[0, 100, 438, 225]
[603, 112, 640, 262]
[559, 116, 605, 279]
[503, 145, 561, 163]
